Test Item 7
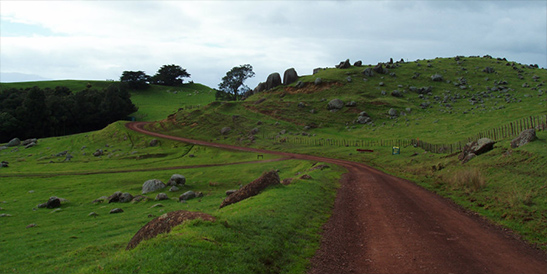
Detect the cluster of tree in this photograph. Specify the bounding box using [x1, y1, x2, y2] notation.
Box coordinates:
[215, 64, 255, 101]
[120, 64, 190, 90]
[0, 84, 137, 143]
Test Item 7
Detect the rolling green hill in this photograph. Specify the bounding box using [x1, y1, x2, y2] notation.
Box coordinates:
[1, 55, 546, 273]
[150, 55, 547, 250]
[0, 80, 215, 122]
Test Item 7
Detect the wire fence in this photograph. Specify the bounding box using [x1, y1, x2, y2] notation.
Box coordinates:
[273, 114, 547, 154]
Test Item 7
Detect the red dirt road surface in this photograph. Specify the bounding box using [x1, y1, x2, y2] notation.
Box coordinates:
[127, 122, 547, 274]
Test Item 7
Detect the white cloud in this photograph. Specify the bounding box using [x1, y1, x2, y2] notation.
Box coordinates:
[1, 1, 546, 88]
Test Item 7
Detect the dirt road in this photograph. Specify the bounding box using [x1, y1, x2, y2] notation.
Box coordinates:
[127, 122, 547, 274]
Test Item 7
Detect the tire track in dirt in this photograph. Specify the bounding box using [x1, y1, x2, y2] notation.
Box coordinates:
[127, 122, 547, 274]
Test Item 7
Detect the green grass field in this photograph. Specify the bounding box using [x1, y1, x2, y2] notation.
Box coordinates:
[0, 121, 343, 273]
[1, 55, 546, 273]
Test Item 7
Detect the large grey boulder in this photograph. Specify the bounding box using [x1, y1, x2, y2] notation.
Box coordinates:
[7, 138, 20, 147]
[168, 174, 186, 186]
[388, 108, 398, 117]
[142, 179, 166, 194]
[327, 99, 344, 110]
[458, 138, 495, 163]
[283, 68, 298, 85]
[265, 73, 282, 90]
[511, 129, 537, 148]
[354, 60, 363, 67]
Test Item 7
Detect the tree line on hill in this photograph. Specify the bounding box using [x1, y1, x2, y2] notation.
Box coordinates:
[121, 63, 255, 101]
[0, 83, 137, 143]
[120, 64, 191, 90]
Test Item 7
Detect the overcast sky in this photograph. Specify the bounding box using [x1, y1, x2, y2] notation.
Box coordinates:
[1, 0, 546, 89]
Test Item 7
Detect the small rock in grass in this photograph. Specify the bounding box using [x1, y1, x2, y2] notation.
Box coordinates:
[150, 203, 164, 208]
[110, 208, 124, 214]
[26, 223, 37, 228]
[88, 212, 99, 217]
[155, 193, 169, 201]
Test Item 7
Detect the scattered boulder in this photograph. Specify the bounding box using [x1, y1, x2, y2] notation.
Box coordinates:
[88, 212, 99, 217]
[168, 174, 186, 186]
[126, 210, 215, 250]
[93, 149, 103, 157]
[119, 192, 134, 203]
[107, 191, 123, 203]
[92, 196, 108, 204]
[354, 60, 363, 67]
[314, 78, 322, 85]
[253, 82, 267, 95]
[155, 193, 169, 201]
[265, 73, 282, 90]
[0, 213, 12, 217]
[300, 174, 312, 180]
[7, 138, 20, 147]
[22, 138, 37, 146]
[483, 67, 495, 73]
[356, 111, 372, 124]
[220, 127, 231, 135]
[46, 196, 61, 209]
[149, 139, 159, 147]
[345, 101, 357, 107]
[327, 99, 344, 111]
[295, 81, 305, 88]
[0, 161, 8, 168]
[388, 108, 398, 117]
[458, 138, 495, 163]
[511, 129, 537, 148]
[362, 68, 374, 77]
[283, 68, 298, 85]
[26, 223, 36, 228]
[131, 195, 148, 203]
[391, 90, 403, 97]
[142, 179, 166, 194]
[219, 170, 280, 209]
[431, 74, 444, 81]
[337, 59, 351, 69]
[169, 186, 180, 192]
[110, 208, 124, 214]
[179, 191, 197, 201]
[25, 142, 37, 149]
[373, 63, 388, 74]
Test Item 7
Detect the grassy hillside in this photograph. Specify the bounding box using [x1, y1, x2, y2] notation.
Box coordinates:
[1, 55, 546, 273]
[0, 80, 215, 122]
[152, 55, 547, 249]
[0, 121, 342, 273]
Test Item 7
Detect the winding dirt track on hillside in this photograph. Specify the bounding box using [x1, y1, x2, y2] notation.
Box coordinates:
[127, 122, 547, 274]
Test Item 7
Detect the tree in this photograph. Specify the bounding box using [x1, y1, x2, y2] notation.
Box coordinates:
[151, 64, 190, 86]
[120, 71, 150, 90]
[217, 64, 255, 101]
